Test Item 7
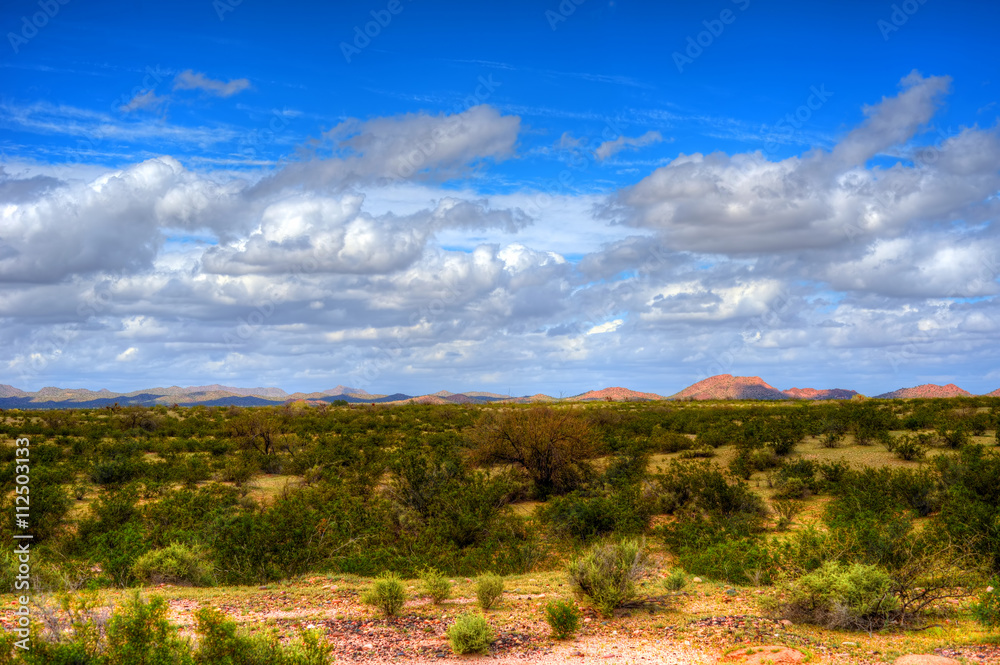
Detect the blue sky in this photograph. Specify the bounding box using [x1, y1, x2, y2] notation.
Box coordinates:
[2, 0, 999, 396]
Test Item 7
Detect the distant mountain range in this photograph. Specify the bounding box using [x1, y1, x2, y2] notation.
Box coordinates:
[0, 375, 997, 409]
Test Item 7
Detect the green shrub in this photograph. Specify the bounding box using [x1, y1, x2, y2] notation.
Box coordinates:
[892, 468, 941, 517]
[361, 572, 406, 617]
[219, 457, 256, 486]
[568, 538, 647, 617]
[420, 567, 451, 604]
[675, 537, 779, 586]
[94, 521, 150, 587]
[973, 581, 1000, 630]
[105, 593, 193, 665]
[133, 543, 214, 587]
[209, 483, 385, 583]
[475, 573, 504, 610]
[772, 476, 810, 500]
[278, 629, 334, 665]
[663, 568, 688, 592]
[76, 485, 150, 585]
[772, 499, 803, 530]
[780, 561, 899, 630]
[0, 549, 16, 594]
[446, 611, 493, 655]
[90, 457, 148, 485]
[19, 640, 100, 665]
[893, 435, 926, 461]
[655, 460, 768, 521]
[817, 461, 850, 486]
[937, 425, 970, 449]
[678, 444, 715, 459]
[193, 606, 279, 664]
[540, 488, 651, 542]
[0, 626, 13, 665]
[773, 524, 831, 576]
[653, 429, 695, 453]
[21, 592, 107, 664]
[694, 424, 737, 449]
[544, 599, 581, 639]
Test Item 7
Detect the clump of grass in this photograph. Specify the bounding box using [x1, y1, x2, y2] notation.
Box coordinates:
[447, 611, 493, 654]
[420, 567, 451, 604]
[544, 599, 581, 639]
[360, 572, 406, 617]
[663, 568, 688, 592]
[772, 499, 804, 531]
[568, 538, 647, 617]
[475, 573, 504, 611]
[132, 542, 214, 587]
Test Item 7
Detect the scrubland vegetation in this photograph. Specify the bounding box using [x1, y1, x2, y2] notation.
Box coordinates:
[2, 396, 999, 660]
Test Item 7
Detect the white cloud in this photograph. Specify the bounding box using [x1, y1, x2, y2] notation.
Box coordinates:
[3, 79, 1000, 395]
[116, 347, 138, 361]
[173, 70, 251, 97]
[262, 105, 520, 191]
[599, 72, 999, 261]
[587, 319, 623, 334]
[595, 130, 664, 161]
[120, 90, 168, 114]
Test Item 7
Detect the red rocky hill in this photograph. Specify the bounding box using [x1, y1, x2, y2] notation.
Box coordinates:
[569, 387, 665, 401]
[670, 375, 786, 400]
[782, 387, 859, 400]
[874, 383, 973, 399]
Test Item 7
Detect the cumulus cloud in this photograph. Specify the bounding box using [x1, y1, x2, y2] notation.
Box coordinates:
[0, 168, 63, 203]
[201, 195, 529, 276]
[824, 236, 1000, 298]
[0, 156, 234, 283]
[599, 72, 999, 261]
[827, 71, 951, 171]
[3, 77, 999, 394]
[173, 70, 251, 97]
[594, 130, 664, 160]
[261, 105, 520, 191]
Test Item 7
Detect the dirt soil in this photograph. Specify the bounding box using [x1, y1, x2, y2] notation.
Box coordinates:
[103, 573, 1000, 665]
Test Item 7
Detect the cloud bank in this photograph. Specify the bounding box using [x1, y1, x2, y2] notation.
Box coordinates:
[2, 72, 998, 395]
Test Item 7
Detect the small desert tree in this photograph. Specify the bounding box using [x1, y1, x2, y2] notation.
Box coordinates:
[470, 407, 600, 498]
[225, 409, 285, 458]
